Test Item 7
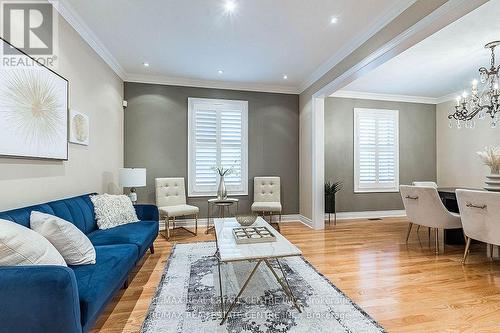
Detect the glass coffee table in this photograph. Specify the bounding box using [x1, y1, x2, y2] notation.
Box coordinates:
[214, 216, 302, 325]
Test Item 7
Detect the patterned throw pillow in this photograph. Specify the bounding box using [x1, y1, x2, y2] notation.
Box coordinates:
[0, 218, 67, 266]
[90, 194, 139, 230]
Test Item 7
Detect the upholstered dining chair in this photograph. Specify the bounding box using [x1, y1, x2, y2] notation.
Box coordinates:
[411, 182, 438, 235]
[251, 177, 282, 232]
[155, 177, 198, 240]
[400, 185, 462, 254]
[456, 189, 500, 264]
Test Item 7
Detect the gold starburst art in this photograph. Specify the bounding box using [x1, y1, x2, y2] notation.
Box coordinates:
[0, 39, 68, 160]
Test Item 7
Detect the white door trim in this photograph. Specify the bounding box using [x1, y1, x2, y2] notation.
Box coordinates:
[309, 0, 487, 230]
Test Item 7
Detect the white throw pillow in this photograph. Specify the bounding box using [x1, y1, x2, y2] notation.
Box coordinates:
[30, 211, 96, 265]
[0, 218, 67, 266]
[91, 194, 139, 230]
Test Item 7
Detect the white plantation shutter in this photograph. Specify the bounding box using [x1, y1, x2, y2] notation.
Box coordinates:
[188, 98, 248, 196]
[354, 108, 399, 192]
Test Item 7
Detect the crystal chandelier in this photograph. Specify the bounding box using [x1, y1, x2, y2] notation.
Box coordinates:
[449, 41, 500, 129]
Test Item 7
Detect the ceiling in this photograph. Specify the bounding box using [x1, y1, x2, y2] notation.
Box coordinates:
[60, 0, 412, 93]
[337, 0, 500, 102]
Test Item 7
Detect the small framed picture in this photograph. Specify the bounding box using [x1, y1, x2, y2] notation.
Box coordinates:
[69, 110, 90, 146]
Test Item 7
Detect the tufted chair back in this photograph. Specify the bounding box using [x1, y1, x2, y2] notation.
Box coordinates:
[155, 178, 187, 207]
[254, 177, 281, 203]
[457, 189, 500, 246]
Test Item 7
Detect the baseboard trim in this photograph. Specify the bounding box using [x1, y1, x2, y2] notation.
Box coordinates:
[158, 214, 306, 230]
[330, 210, 406, 220]
[157, 211, 406, 231]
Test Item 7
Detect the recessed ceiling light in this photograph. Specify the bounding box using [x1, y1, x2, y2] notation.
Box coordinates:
[218, 70, 224, 74]
[330, 16, 339, 24]
[143, 62, 150, 67]
[224, 0, 236, 13]
[283, 74, 288, 80]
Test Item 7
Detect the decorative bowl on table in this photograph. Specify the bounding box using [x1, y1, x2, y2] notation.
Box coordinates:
[236, 215, 257, 226]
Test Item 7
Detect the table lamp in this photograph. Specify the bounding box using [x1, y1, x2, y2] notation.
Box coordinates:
[119, 168, 146, 204]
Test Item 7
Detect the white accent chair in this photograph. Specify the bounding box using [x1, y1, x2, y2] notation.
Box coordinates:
[251, 177, 282, 231]
[155, 178, 198, 239]
[412, 181, 438, 188]
[400, 185, 462, 254]
[456, 189, 500, 263]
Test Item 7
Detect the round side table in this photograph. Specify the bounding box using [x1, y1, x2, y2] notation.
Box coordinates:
[206, 198, 239, 234]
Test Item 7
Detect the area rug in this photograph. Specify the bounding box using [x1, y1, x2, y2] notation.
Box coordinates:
[141, 242, 385, 333]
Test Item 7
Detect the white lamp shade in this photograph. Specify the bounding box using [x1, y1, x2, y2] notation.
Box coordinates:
[120, 168, 146, 187]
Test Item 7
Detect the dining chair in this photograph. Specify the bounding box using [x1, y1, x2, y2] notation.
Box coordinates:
[155, 177, 199, 240]
[456, 189, 500, 264]
[400, 185, 462, 254]
[411, 182, 438, 235]
[251, 176, 282, 232]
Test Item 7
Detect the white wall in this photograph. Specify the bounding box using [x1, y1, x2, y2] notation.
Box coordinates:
[437, 100, 497, 188]
[0, 14, 124, 210]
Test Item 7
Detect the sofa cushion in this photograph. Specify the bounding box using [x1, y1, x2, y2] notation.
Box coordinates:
[0, 194, 97, 234]
[87, 221, 158, 259]
[71, 244, 138, 332]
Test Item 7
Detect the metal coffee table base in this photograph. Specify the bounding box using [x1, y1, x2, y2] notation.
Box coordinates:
[215, 251, 302, 325]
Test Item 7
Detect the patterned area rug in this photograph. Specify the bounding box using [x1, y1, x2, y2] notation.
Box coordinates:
[141, 242, 385, 333]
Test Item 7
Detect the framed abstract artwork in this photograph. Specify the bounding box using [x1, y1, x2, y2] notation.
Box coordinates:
[0, 38, 68, 160]
[69, 110, 89, 146]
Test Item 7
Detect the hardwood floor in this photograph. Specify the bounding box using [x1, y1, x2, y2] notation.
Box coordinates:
[91, 218, 500, 333]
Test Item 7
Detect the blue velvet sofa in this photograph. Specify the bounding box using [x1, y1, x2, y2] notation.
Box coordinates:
[0, 194, 159, 333]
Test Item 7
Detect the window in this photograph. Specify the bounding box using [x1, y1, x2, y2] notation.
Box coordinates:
[354, 108, 399, 192]
[188, 97, 248, 197]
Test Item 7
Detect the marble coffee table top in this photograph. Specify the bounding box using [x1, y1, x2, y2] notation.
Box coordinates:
[214, 217, 302, 262]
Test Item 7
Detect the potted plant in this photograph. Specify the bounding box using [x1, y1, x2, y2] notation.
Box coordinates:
[325, 181, 343, 225]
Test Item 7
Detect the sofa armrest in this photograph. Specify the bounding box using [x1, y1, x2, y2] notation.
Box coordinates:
[0, 265, 82, 333]
[134, 204, 159, 221]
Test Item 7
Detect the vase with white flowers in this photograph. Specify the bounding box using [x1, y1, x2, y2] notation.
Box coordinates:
[477, 146, 500, 174]
[211, 165, 236, 200]
[477, 146, 500, 191]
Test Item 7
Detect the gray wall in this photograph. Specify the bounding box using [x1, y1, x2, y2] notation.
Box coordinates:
[124, 82, 299, 217]
[325, 97, 436, 212]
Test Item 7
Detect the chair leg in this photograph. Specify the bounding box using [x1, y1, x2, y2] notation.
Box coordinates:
[417, 225, 421, 233]
[194, 214, 198, 235]
[462, 237, 471, 264]
[166, 217, 170, 240]
[435, 228, 439, 255]
[172, 217, 176, 239]
[428, 227, 431, 243]
[149, 244, 155, 254]
[405, 222, 413, 243]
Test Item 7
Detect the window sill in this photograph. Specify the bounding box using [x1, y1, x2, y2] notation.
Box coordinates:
[354, 189, 399, 194]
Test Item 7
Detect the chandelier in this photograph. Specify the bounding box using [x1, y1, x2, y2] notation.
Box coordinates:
[449, 41, 500, 129]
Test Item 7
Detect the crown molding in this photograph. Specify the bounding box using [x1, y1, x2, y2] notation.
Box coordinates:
[436, 91, 461, 104]
[299, 0, 416, 93]
[49, 0, 126, 79]
[125, 73, 300, 94]
[331, 90, 439, 104]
